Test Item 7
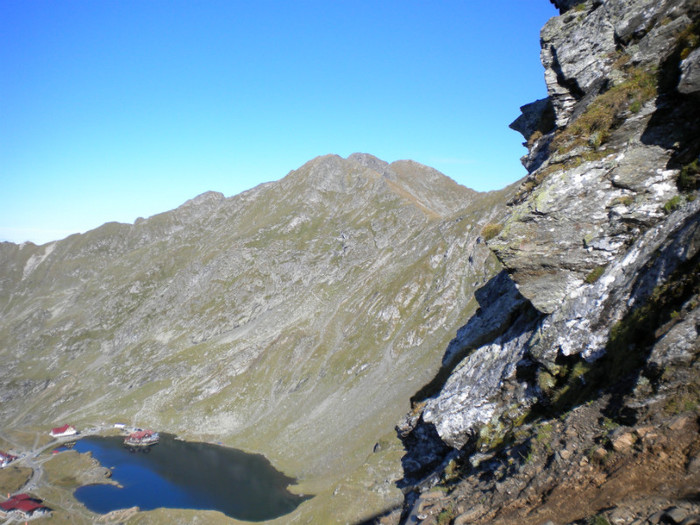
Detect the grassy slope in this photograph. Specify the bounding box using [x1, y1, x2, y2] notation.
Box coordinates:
[0, 155, 515, 523]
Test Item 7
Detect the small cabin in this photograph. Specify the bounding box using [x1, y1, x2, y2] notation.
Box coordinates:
[124, 429, 159, 446]
[0, 494, 50, 519]
[49, 424, 78, 438]
[0, 450, 17, 468]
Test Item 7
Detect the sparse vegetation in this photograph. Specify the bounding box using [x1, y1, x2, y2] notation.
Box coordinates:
[535, 422, 553, 447]
[537, 370, 557, 393]
[601, 416, 620, 432]
[437, 505, 457, 525]
[442, 458, 460, 483]
[664, 383, 700, 414]
[677, 20, 700, 60]
[477, 420, 507, 452]
[584, 265, 607, 284]
[587, 514, 612, 525]
[678, 159, 700, 192]
[663, 195, 683, 214]
[553, 67, 658, 154]
[0, 466, 32, 494]
[481, 222, 503, 241]
[527, 129, 544, 147]
[615, 195, 635, 206]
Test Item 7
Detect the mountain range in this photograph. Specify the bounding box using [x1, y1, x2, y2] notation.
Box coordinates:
[2, 0, 700, 523]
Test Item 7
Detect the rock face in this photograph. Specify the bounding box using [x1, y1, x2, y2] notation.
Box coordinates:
[393, 0, 700, 520]
[495, 0, 700, 314]
[540, 0, 698, 128]
[679, 47, 700, 94]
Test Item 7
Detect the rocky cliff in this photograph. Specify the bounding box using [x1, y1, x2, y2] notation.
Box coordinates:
[386, 0, 700, 523]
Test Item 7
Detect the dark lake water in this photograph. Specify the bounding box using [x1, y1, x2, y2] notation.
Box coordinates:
[72, 434, 308, 521]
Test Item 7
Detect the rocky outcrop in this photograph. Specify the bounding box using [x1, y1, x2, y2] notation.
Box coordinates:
[549, 0, 586, 13]
[390, 0, 700, 521]
[539, 0, 698, 128]
[420, 279, 540, 450]
[396, 272, 540, 484]
[509, 98, 555, 142]
[531, 200, 700, 365]
[497, 0, 700, 314]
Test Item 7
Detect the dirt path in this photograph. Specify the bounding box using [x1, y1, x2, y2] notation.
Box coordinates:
[4, 426, 111, 495]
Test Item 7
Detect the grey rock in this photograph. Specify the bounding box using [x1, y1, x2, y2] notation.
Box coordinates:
[539, 0, 696, 127]
[441, 270, 530, 369]
[641, 10, 695, 62]
[540, 3, 616, 126]
[649, 306, 700, 367]
[549, 0, 586, 14]
[347, 152, 390, 174]
[650, 511, 666, 524]
[665, 507, 690, 524]
[509, 98, 555, 142]
[529, 199, 700, 364]
[687, 454, 700, 474]
[490, 105, 685, 315]
[679, 47, 700, 95]
[422, 298, 539, 448]
[606, 0, 680, 46]
[396, 0, 700, 496]
[610, 507, 636, 524]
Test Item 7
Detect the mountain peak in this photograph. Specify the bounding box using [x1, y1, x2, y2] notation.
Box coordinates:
[346, 152, 390, 174]
[179, 191, 225, 209]
[283, 153, 475, 218]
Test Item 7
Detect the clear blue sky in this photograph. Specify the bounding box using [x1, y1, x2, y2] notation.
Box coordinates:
[1, 1, 557, 245]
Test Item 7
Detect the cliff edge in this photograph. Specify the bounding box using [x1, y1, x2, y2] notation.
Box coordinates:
[388, 1, 700, 523]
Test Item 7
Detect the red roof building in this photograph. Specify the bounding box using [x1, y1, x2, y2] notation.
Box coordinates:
[0, 494, 50, 518]
[13, 499, 44, 513]
[0, 450, 17, 467]
[49, 424, 77, 437]
[124, 429, 160, 446]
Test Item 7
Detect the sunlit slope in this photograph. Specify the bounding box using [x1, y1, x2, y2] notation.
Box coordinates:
[0, 153, 513, 521]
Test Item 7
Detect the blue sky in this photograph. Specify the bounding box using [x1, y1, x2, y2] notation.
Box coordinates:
[1, 1, 557, 245]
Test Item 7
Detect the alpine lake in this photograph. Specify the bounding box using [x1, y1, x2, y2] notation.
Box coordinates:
[70, 433, 309, 521]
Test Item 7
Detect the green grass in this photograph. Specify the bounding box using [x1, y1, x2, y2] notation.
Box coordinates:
[437, 505, 457, 525]
[663, 195, 683, 214]
[678, 159, 700, 192]
[584, 265, 607, 284]
[587, 514, 611, 525]
[481, 222, 503, 241]
[553, 67, 657, 154]
[0, 466, 32, 494]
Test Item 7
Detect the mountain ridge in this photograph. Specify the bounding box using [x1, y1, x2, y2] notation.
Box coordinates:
[0, 151, 512, 523]
[5, 0, 699, 522]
